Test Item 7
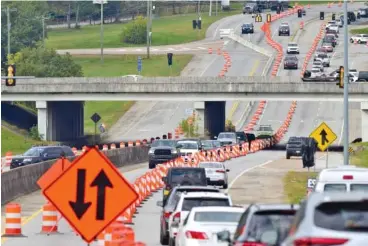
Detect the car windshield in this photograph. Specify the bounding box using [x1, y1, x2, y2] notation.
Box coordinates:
[151, 140, 176, 147]
[23, 147, 42, 156]
[322, 43, 331, 46]
[199, 162, 223, 169]
[218, 133, 235, 139]
[194, 211, 242, 223]
[243, 24, 252, 27]
[177, 141, 198, 149]
[257, 126, 272, 131]
[182, 198, 230, 211]
[313, 61, 322, 65]
[168, 188, 219, 207]
[314, 201, 368, 232]
[318, 54, 327, 58]
[288, 43, 298, 47]
[241, 210, 296, 243]
[312, 69, 320, 73]
[212, 141, 221, 147]
[170, 169, 206, 185]
[201, 141, 213, 147]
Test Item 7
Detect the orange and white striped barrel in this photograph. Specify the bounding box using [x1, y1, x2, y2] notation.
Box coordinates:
[128, 141, 134, 147]
[119, 142, 125, 148]
[135, 140, 141, 146]
[122, 226, 135, 242]
[82, 146, 88, 153]
[102, 144, 108, 151]
[110, 143, 116, 149]
[134, 242, 147, 246]
[71, 147, 78, 155]
[5, 152, 12, 167]
[4, 203, 22, 236]
[41, 203, 58, 233]
[96, 231, 105, 246]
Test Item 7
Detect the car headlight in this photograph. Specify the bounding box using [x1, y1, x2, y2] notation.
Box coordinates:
[148, 149, 154, 154]
[171, 150, 177, 154]
[23, 158, 32, 162]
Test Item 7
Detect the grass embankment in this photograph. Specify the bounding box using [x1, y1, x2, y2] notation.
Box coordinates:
[350, 27, 368, 35]
[283, 171, 318, 203]
[46, 11, 240, 50]
[350, 142, 368, 168]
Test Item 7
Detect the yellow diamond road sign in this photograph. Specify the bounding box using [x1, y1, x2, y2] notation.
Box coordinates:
[309, 122, 337, 152]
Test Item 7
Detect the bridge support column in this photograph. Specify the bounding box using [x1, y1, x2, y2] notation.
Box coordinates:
[194, 102, 205, 137]
[361, 102, 368, 142]
[205, 101, 226, 139]
[36, 101, 48, 140]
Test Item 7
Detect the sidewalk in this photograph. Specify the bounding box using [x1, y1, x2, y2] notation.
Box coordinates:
[229, 151, 343, 205]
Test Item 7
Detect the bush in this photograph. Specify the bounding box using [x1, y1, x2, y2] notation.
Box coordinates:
[179, 113, 199, 137]
[120, 16, 147, 44]
[29, 125, 43, 141]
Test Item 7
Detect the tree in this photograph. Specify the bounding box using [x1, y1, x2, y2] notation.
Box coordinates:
[1, 1, 48, 60]
[7, 45, 83, 77]
[120, 16, 147, 45]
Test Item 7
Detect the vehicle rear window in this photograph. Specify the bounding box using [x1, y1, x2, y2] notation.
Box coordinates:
[350, 184, 368, 192]
[151, 140, 176, 147]
[182, 198, 230, 211]
[314, 201, 368, 232]
[199, 163, 223, 168]
[194, 211, 242, 223]
[324, 184, 347, 192]
[218, 133, 235, 138]
[170, 169, 206, 185]
[242, 210, 296, 243]
[168, 189, 219, 206]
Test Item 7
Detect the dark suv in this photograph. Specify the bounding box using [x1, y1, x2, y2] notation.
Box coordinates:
[286, 136, 307, 159]
[157, 186, 220, 245]
[148, 139, 179, 169]
[10, 145, 75, 169]
[278, 24, 290, 36]
[241, 23, 254, 34]
[162, 167, 208, 202]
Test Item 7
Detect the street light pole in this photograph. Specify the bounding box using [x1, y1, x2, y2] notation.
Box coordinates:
[146, 0, 150, 59]
[343, 0, 349, 165]
[209, 0, 212, 16]
[100, 2, 104, 64]
[41, 16, 50, 47]
[5, 6, 17, 55]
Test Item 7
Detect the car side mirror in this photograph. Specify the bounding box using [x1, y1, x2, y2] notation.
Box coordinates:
[217, 230, 231, 242]
[260, 230, 278, 245]
[156, 201, 163, 207]
[214, 136, 218, 139]
[42, 153, 48, 158]
[226, 169, 230, 172]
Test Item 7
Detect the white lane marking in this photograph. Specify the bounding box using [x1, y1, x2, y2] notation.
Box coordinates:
[258, 102, 268, 125]
[224, 40, 230, 46]
[227, 160, 273, 191]
[200, 56, 219, 76]
[197, 47, 206, 50]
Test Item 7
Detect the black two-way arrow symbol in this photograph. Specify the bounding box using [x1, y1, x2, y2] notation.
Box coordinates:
[90, 170, 113, 220]
[320, 129, 329, 145]
[69, 169, 92, 219]
[69, 169, 113, 220]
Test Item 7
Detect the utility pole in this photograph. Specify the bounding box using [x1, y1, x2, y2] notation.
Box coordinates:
[209, 0, 212, 16]
[216, 0, 218, 16]
[343, 0, 349, 165]
[197, 0, 201, 17]
[146, 0, 152, 59]
[5, 6, 17, 55]
[41, 16, 50, 47]
[93, 0, 107, 64]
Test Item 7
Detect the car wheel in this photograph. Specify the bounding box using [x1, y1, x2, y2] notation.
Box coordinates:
[358, 40, 361, 44]
[284, 66, 287, 69]
[149, 161, 155, 169]
[160, 227, 169, 245]
[223, 183, 228, 189]
[169, 237, 175, 246]
[279, 32, 281, 36]
[286, 154, 291, 159]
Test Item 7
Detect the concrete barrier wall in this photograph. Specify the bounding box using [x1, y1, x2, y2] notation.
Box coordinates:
[1, 146, 149, 205]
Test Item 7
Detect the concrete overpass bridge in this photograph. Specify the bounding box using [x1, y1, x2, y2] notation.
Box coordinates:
[2, 76, 368, 141]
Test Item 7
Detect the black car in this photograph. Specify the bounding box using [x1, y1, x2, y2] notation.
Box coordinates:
[355, 71, 368, 82]
[235, 131, 248, 144]
[157, 186, 220, 245]
[241, 23, 254, 34]
[284, 56, 298, 69]
[218, 204, 299, 245]
[348, 11, 356, 22]
[10, 145, 75, 169]
[278, 24, 290, 36]
[148, 139, 179, 169]
[323, 35, 337, 47]
[286, 136, 308, 159]
[161, 167, 208, 202]
[201, 140, 221, 150]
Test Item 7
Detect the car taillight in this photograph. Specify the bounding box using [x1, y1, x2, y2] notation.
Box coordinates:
[185, 230, 208, 240]
[293, 237, 349, 246]
[343, 175, 353, 180]
[234, 242, 266, 246]
[216, 170, 225, 173]
[173, 212, 180, 223]
[164, 211, 172, 219]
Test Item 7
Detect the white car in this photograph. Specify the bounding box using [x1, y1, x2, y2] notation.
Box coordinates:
[314, 53, 330, 67]
[312, 61, 324, 72]
[350, 34, 368, 44]
[175, 206, 245, 246]
[168, 192, 233, 245]
[336, 19, 343, 27]
[311, 68, 323, 77]
[325, 21, 336, 29]
[177, 140, 201, 156]
[198, 162, 230, 189]
[327, 24, 339, 33]
[286, 42, 300, 54]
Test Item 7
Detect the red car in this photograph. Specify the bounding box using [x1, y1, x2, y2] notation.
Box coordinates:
[321, 42, 334, 52]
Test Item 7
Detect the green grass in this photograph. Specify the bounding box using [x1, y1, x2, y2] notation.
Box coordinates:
[350, 27, 368, 35]
[73, 54, 193, 77]
[46, 11, 240, 50]
[350, 142, 368, 168]
[283, 171, 318, 203]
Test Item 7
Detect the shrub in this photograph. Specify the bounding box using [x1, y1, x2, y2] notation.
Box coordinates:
[120, 16, 147, 44]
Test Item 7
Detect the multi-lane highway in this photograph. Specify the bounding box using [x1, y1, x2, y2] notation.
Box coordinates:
[2, 3, 367, 245]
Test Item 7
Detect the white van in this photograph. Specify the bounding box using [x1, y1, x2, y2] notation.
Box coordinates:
[314, 166, 368, 192]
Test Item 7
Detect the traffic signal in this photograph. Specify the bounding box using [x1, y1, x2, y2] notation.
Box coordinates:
[255, 14, 262, 22]
[5, 64, 16, 86]
[332, 13, 335, 20]
[167, 53, 173, 66]
[337, 66, 344, 88]
[320, 11, 324, 20]
[298, 9, 302, 18]
[266, 13, 271, 23]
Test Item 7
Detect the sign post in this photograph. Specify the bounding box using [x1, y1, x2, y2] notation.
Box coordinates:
[309, 122, 337, 168]
[90, 113, 101, 145]
[43, 147, 139, 243]
[137, 56, 142, 75]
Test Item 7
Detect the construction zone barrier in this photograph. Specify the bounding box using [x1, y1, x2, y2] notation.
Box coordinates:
[2, 203, 25, 237]
[300, 23, 326, 76]
[41, 203, 59, 234]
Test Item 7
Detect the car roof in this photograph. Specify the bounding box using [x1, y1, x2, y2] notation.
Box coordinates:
[249, 203, 300, 211]
[172, 185, 220, 191]
[288, 42, 298, 45]
[243, 23, 253, 25]
[181, 192, 230, 198]
[190, 206, 245, 213]
[307, 191, 368, 205]
[169, 167, 205, 171]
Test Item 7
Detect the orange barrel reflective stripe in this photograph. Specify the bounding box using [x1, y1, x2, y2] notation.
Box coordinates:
[41, 203, 58, 233]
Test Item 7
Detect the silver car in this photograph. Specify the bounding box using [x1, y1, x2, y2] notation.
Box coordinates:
[282, 192, 368, 246]
[198, 162, 229, 189]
